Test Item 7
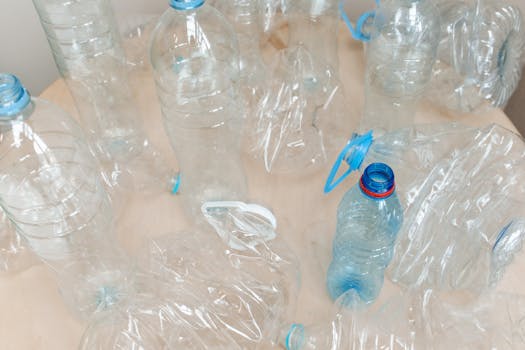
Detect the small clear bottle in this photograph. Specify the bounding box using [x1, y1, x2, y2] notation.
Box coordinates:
[149, 0, 247, 218]
[326, 163, 403, 303]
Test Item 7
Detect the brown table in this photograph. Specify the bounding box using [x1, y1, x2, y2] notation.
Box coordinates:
[0, 24, 523, 349]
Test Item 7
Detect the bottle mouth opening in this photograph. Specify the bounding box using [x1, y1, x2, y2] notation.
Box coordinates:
[0, 73, 30, 117]
[360, 163, 395, 199]
[169, 0, 205, 11]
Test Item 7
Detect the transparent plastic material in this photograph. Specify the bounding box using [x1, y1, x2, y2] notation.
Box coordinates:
[361, 0, 440, 133]
[259, 0, 288, 36]
[327, 163, 403, 304]
[284, 290, 525, 349]
[0, 74, 130, 319]
[211, 0, 267, 108]
[327, 123, 525, 293]
[80, 201, 300, 349]
[250, 46, 348, 174]
[287, 0, 339, 72]
[32, 0, 173, 195]
[150, 2, 247, 218]
[429, 0, 525, 112]
[0, 210, 37, 274]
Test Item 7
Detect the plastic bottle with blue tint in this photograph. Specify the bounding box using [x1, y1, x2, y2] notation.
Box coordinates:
[150, 0, 247, 219]
[326, 163, 403, 304]
[0, 73, 130, 318]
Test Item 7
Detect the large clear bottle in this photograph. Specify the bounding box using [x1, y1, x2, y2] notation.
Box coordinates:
[361, 0, 440, 134]
[428, 0, 525, 112]
[0, 73, 131, 319]
[326, 163, 403, 304]
[32, 0, 173, 194]
[150, 0, 247, 218]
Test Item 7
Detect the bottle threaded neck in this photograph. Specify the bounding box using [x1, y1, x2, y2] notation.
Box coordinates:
[0, 74, 30, 117]
[360, 163, 396, 199]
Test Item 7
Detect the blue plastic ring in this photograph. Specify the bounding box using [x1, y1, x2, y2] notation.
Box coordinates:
[170, 0, 204, 10]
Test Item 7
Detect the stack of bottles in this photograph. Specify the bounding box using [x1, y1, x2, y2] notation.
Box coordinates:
[1, 0, 525, 348]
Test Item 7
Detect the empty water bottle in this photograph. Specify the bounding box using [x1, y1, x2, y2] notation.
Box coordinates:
[150, 0, 247, 218]
[361, 0, 440, 133]
[326, 163, 403, 303]
[0, 73, 130, 318]
[428, 0, 525, 112]
[32, 0, 173, 195]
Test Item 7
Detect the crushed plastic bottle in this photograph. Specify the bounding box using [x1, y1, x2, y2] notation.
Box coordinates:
[80, 201, 300, 349]
[32, 0, 174, 196]
[250, 46, 349, 174]
[0, 73, 131, 319]
[327, 163, 403, 304]
[326, 123, 525, 293]
[150, 0, 248, 218]
[283, 289, 525, 349]
[361, 0, 440, 133]
[428, 0, 525, 112]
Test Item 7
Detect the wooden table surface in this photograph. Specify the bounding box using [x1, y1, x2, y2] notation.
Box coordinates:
[0, 24, 523, 349]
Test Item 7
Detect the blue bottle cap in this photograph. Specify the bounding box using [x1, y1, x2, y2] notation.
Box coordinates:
[324, 130, 374, 193]
[170, 0, 205, 10]
[360, 162, 395, 199]
[0, 74, 30, 117]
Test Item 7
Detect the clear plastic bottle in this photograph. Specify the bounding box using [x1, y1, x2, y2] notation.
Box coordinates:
[326, 163, 403, 303]
[428, 0, 525, 112]
[210, 0, 266, 91]
[361, 0, 440, 134]
[0, 73, 130, 318]
[31, 0, 173, 194]
[149, 0, 247, 218]
[287, 0, 339, 73]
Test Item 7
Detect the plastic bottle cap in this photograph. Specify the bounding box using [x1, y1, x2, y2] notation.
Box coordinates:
[359, 162, 395, 199]
[169, 0, 205, 10]
[324, 130, 374, 193]
[0, 74, 30, 117]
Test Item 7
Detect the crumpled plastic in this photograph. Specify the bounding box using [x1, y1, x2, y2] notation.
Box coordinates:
[284, 289, 525, 349]
[320, 123, 525, 301]
[80, 201, 300, 349]
[387, 124, 525, 292]
[428, 0, 525, 112]
[249, 46, 348, 174]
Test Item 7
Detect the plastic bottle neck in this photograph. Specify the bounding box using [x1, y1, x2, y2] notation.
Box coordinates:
[170, 0, 205, 11]
[0, 74, 31, 118]
[359, 163, 396, 199]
